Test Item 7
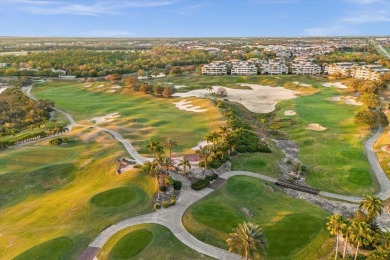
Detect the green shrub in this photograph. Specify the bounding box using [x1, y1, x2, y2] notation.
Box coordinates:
[205, 175, 214, 181]
[172, 180, 182, 190]
[133, 164, 142, 169]
[199, 161, 205, 167]
[154, 203, 161, 209]
[162, 201, 170, 208]
[160, 186, 167, 192]
[191, 179, 210, 190]
[170, 198, 176, 205]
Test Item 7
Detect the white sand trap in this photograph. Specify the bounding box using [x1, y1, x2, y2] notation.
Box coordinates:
[330, 96, 342, 102]
[83, 83, 92, 88]
[91, 113, 120, 124]
[321, 82, 348, 89]
[111, 85, 122, 89]
[95, 84, 105, 88]
[284, 110, 296, 116]
[192, 140, 212, 150]
[0, 87, 8, 94]
[293, 81, 311, 87]
[174, 84, 298, 114]
[174, 85, 187, 89]
[173, 99, 208, 113]
[344, 98, 363, 106]
[106, 90, 116, 93]
[381, 145, 390, 154]
[306, 123, 327, 131]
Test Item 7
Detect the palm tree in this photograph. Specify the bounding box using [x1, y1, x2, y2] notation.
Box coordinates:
[219, 126, 231, 138]
[196, 145, 212, 170]
[350, 221, 374, 260]
[224, 131, 237, 156]
[142, 160, 162, 200]
[359, 194, 383, 222]
[178, 158, 191, 175]
[165, 137, 177, 161]
[326, 213, 343, 260]
[340, 218, 352, 259]
[226, 222, 265, 260]
[146, 139, 164, 159]
[158, 156, 173, 173]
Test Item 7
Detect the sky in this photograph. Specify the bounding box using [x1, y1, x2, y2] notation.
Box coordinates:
[0, 0, 389, 37]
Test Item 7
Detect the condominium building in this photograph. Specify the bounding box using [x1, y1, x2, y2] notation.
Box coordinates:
[327, 62, 355, 77]
[201, 61, 227, 75]
[354, 65, 389, 81]
[291, 61, 321, 75]
[231, 61, 258, 75]
[261, 59, 288, 75]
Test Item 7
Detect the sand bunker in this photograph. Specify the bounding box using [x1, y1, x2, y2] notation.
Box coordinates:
[344, 98, 363, 106]
[95, 84, 104, 88]
[90, 113, 120, 124]
[106, 90, 116, 93]
[111, 85, 122, 89]
[321, 82, 348, 89]
[293, 81, 311, 87]
[0, 87, 8, 94]
[330, 96, 342, 102]
[191, 140, 212, 150]
[174, 85, 187, 89]
[305, 123, 327, 131]
[381, 145, 390, 154]
[284, 110, 296, 116]
[173, 99, 208, 113]
[174, 84, 298, 113]
[83, 83, 92, 88]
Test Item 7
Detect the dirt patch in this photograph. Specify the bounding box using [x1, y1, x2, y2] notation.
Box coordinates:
[90, 113, 120, 124]
[381, 144, 390, 154]
[321, 82, 348, 89]
[284, 110, 296, 116]
[174, 84, 298, 113]
[305, 123, 327, 131]
[173, 99, 208, 113]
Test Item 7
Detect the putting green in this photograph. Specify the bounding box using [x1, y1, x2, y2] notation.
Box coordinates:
[91, 187, 137, 207]
[109, 230, 153, 259]
[15, 237, 73, 260]
[183, 176, 332, 259]
[99, 224, 214, 260]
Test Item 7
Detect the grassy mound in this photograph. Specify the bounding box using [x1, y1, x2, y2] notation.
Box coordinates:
[91, 187, 137, 207]
[98, 224, 214, 260]
[15, 237, 73, 260]
[109, 230, 153, 259]
[183, 176, 332, 259]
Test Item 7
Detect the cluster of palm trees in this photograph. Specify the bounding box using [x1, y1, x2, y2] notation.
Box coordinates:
[195, 126, 237, 170]
[326, 194, 389, 260]
[226, 222, 266, 260]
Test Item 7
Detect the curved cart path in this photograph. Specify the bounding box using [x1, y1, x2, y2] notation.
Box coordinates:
[25, 83, 390, 259]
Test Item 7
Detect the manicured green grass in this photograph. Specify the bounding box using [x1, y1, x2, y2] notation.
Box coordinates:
[231, 143, 284, 177]
[277, 87, 378, 195]
[91, 187, 137, 207]
[98, 224, 215, 260]
[373, 125, 390, 179]
[109, 230, 153, 259]
[0, 131, 157, 259]
[182, 176, 333, 259]
[15, 237, 73, 260]
[32, 80, 224, 155]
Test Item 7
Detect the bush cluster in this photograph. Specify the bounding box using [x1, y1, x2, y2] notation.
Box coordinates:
[205, 173, 219, 182]
[172, 180, 182, 190]
[191, 179, 210, 190]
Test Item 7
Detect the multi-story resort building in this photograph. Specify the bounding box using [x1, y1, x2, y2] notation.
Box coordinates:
[327, 62, 355, 77]
[201, 61, 227, 75]
[291, 61, 321, 75]
[262, 59, 289, 75]
[328, 62, 389, 81]
[353, 64, 390, 81]
[231, 61, 258, 75]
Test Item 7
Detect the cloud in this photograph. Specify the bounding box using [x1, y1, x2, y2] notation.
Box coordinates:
[342, 10, 390, 23]
[304, 26, 357, 36]
[3, 0, 180, 16]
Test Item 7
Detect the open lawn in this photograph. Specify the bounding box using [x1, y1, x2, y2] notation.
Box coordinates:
[0, 131, 156, 259]
[231, 142, 284, 177]
[98, 224, 214, 260]
[276, 86, 378, 195]
[32, 80, 224, 155]
[182, 176, 332, 259]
